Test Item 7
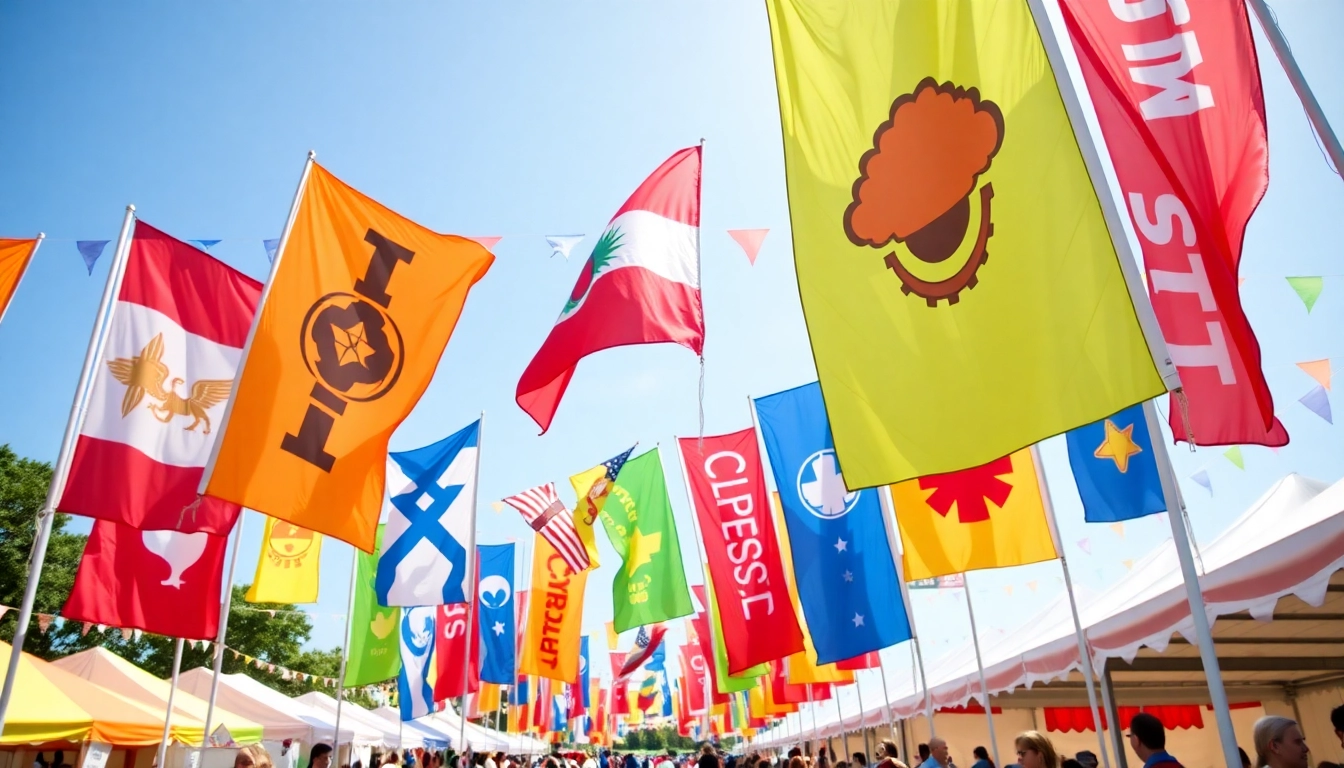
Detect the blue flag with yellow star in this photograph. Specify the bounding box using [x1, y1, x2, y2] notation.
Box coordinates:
[1065, 403, 1166, 523]
[754, 382, 912, 665]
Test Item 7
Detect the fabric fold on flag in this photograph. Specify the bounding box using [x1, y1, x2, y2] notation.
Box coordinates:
[570, 446, 636, 571]
[504, 482, 589, 574]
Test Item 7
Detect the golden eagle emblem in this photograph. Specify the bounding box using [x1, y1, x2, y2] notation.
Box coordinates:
[106, 333, 233, 434]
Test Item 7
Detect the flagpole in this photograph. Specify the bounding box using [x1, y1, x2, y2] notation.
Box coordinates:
[1246, 0, 1344, 179]
[197, 150, 316, 496]
[1031, 444, 1112, 768]
[805, 685, 821, 756]
[200, 513, 246, 762]
[334, 543, 359, 762]
[0, 233, 43, 328]
[460, 411, 485, 753]
[156, 637, 185, 768]
[1141, 399, 1241, 768]
[834, 687, 850, 763]
[670, 435, 718, 740]
[878, 486, 934, 740]
[959, 574, 999, 768]
[854, 670, 871, 760]
[876, 649, 898, 743]
[0, 204, 134, 733]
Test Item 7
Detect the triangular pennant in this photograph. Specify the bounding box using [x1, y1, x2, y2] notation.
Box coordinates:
[36, 614, 53, 634]
[1299, 385, 1333, 424]
[1223, 446, 1245, 469]
[491, 500, 504, 513]
[726, 229, 770, 265]
[1122, 559, 1135, 571]
[263, 238, 281, 263]
[191, 239, 222, 249]
[132, 629, 142, 642]
[96, 624, 107, 633]
[1190, 470, 1213, 494]
[0, 607, 9, 622]
[1026, 580, 1038, 593]
[82, 622, 93, 637]
[1296, 359, 1332, 390]
[120, 628, 132, 641]
[76, 240, 111, 275]
[1003, 585, 1013, 596]
[469, 236, 502, 252]
[1076, 538, 1091, 554]
[545, 235, 585, 260]
[1109, 522, 1125, 539]
[1286, 276, 1324, 312]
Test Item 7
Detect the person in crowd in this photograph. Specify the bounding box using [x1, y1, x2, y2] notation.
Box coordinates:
[971, 747, 993, 768]
[236, 746, 275, 768]
[919, 739, 949, 768]
[852, 754, 867, 768]
[788, 750, 803, 762]
[601, 753, 610, 768]
[917, 748, 930, 767]
[1013, 732, 1057, 768]
[583, 754, 598, 768]
[624, 754, 640, 768]
[788, 757, 806, 768]
[1128, 713, 1182, 768]
[310, 745, 334, 768]
[874, 741, 905, 768]
[1238, 748, 1252, 768]
[701, 746, 723, 768]
[1332, 704, 1344, 750]
[1073, 752, 1096, 768]
[384, 754, 402, 767]
[1253, 716, 1309, 768]
[1060, 760, 1081, 768]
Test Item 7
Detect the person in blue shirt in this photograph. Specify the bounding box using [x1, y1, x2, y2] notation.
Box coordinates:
[1128, 713, 1182, 768]
[970, 747, 993, 768]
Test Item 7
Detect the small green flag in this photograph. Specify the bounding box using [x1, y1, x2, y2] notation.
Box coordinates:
[705, 578, 767, 693]
[344, 525, 402, 686]
[1286, 276, 1324, 312]
[599, 448, 694, 633]
[1223, 445, 1245, 470]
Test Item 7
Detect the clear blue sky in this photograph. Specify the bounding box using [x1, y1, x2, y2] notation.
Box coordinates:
[1, 1, 1340, 712]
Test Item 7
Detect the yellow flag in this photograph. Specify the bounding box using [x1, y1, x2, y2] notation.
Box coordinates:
[204, 162, 493, 552]
[892, 447, 1058, 579]
[765, 0, 1169, 488]
[770, 493, 852, 685]
[245, 516, 324, 603]
[604, 621, 619, 651]
[569, 463, 608, 568]
[476, 682, 502, 712]
[519, 534, 590, 683]
[0, 239, 37, 323]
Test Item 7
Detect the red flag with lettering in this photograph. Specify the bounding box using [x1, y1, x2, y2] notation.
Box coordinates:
[1060, 0, 1284, 447]
[689, 592, 731, 705]
[679, 643, 708, 715]
[678, 430, 803, 673]
[434, 561, 481, 700]
[609, 652, 630, 716]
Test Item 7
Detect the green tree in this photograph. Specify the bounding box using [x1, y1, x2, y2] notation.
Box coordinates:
[0, 444, 87, 658]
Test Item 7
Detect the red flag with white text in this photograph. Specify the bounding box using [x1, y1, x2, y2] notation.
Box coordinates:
[434, 593, 481, 700]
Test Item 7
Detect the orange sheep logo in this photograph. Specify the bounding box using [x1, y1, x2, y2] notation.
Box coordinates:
[844, 78, 1005, 307]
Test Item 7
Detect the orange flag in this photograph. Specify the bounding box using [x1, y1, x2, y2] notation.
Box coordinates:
[203, 162, 493, 551]
[519, 535, 590, 683]
[0, 238, 38, 323]
[891, 447, 1058, 580]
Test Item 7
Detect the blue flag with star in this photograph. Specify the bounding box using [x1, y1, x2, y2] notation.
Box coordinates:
[754, 382, 912, 665]
[377, 419, 480, 607]
[477, 543, 515, 684]
[1066, 403, 1165, 523]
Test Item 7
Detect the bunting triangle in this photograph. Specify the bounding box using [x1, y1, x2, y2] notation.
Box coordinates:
[1076, 538, 1091, 555]
[192, 239, 222, 250]
[76, 240, 111, 275]
[1109, 522, 1125, 539]
[545, 235, 584, 260]
[263, 238, 281, 263]
[1299, 386, 1333, 424]
[469, 236, 502, 252]
[1286, 276, 1324, 312]
[1296, 359, 1332, 390]
[726, 229, 769, 265]
[1223, 446, 1245, 470]
[1190, 470, 1213, 494]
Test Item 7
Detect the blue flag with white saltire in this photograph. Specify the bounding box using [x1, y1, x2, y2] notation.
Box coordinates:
[754, 382, 912, 664]
[377, 420, 480, 607]
[477, 543, 516, 684]
[398, 606, 437, 720]
[1065, 403, 1166, 523]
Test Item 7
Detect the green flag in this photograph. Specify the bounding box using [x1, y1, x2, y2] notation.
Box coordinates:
[599, 448, 694, 632]
[705, 578, 766, 693]
[344, 525, 401, 686]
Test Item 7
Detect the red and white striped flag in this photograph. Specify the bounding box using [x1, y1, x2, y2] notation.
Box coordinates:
[503, 482, 590, 574]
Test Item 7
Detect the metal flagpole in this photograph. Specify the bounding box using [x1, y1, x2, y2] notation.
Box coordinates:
[855, 669, 872, 760]
[0, 233, 43, 328]
[960, 573, 999, 768]
[334, 544, 359, 762]
[834, 688, 850, 763]
[1247, 0, 1344, 179]
[878, 487, 934, 740]
[200, 514, 246, 761]
[0, 206, 135, 733]
[805, 685, 820, 755]
[1031, 444, 1112, 768]
[156, 638, 185, 768]
[1142, 400, 1241, 768]
[876, 651, 897, 743]
[459, 411, 486, 753]
[671, 436, 718, 742]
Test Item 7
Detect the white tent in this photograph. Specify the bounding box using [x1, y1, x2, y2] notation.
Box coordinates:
[296, 692, 402, 748]
[177, 668, 382, 745]
[367, 707, 456, 750]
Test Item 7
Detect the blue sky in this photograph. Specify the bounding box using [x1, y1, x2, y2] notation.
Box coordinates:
[1, 1, 1340, 707]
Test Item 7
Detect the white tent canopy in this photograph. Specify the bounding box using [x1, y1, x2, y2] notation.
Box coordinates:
[177, 668, 382, 745]
[367, 707, 456, 750]
[296, 692, 406, 749]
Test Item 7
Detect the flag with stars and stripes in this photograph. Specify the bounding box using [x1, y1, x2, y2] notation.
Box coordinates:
[376, 419, 480, 607]
[616, 623, 667, 681]
[569, 445, 636, 569]
[503, 482, 590, 574]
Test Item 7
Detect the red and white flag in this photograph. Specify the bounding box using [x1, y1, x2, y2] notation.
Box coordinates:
[517, 147, 704, 433]
[678, 429, 803, 674]
[58, 222, 262, 532]
[679, 642, 708, 716]
[434, 600, 481, 702]
[1060, 0, 1285, 446]
[503, 482, 589, 574]
[63, 519, 228, 639]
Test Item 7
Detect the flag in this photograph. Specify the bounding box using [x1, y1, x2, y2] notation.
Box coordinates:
[203, 162, 494, 553]
[604, 621, 619, 650]
[678, 430, 804, 673]
[516, 147, 704, 433]
[476, 682, 502, 713]
[764, 0, 1170, 488]
[478, 543, 516, 684]
[754, 382, 913, 664]
[571, 446, 636, 571]
[835, 651, 880, 671]
[0, 238, 38, 323]
[519, 534, 590, 682]
[679, 643, 708, 716]
[344, 525, 402, 686]
[1060, 0, 1284, 447]
[598, 448, 693, 632]
[434, 599, 480, 701]
[246, 517, 323, 604]
[617, 624, 667, 680]
[575, 635, 591, 716]
[692, 584, 763, 695]
[377, 420, 480, 606]
[62, 520, 228, 639]
[508, 676, 531, 732]
[503, 482, 589, 574]
[637, 669, 660, 713]
[398, 606, 437, 720]
[60, 222, 259, 534]
[1066, 403, 1166, 523]
[891, 447, 1058, 580]
[609, 652, 630, 716]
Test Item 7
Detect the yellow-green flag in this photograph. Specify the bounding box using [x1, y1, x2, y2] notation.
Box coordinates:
[765, 0, 1170, 487]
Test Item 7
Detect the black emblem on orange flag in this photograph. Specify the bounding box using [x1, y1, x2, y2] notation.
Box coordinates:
[918, 454, 1015, 524]
[844, 78, 1004, 307]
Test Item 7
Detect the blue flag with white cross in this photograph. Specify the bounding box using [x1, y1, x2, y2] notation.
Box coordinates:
[376, 419, 480, 606]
